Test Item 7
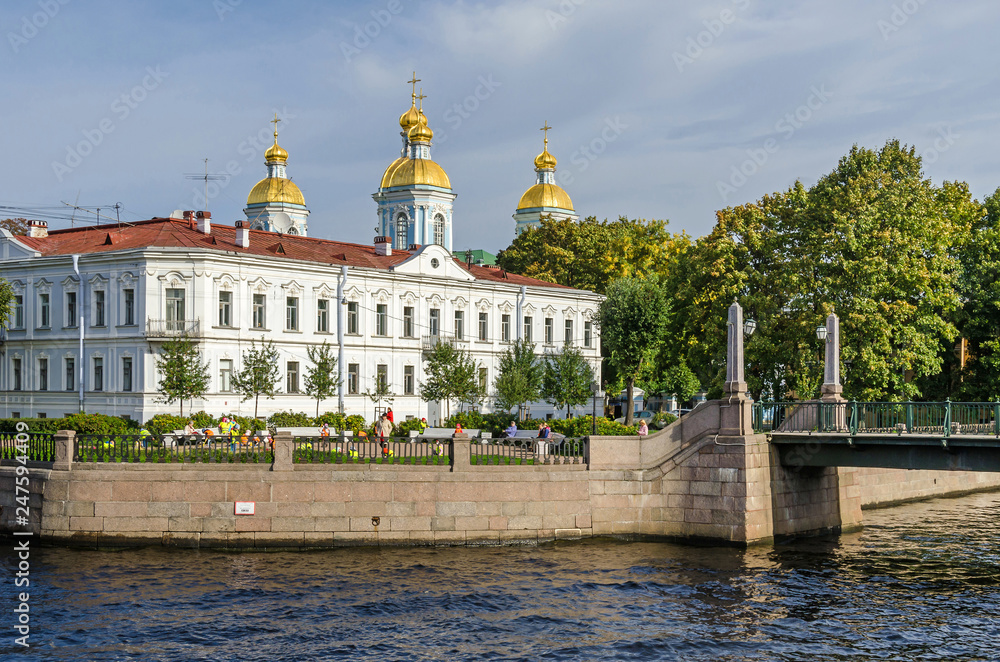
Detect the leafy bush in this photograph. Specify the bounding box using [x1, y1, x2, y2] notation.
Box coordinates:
[315, 412, 346, 430]
[0, 418, 60, 434]
[268, 411, 312, 427]
[344, 414, 366, 435]
[56, 413, 136, 435]
[393, 418, 424, 435]
[652, 412, 677, 428]
[190, 411, 218, 428]
[143, 414, 189, 436]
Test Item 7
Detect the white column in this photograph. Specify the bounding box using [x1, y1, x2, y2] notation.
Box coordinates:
[724, 301, 746, 394]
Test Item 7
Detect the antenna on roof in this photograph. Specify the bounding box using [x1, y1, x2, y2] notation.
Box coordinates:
[184, 158, 228, 209]
[70, 190, 80, 228]
[114, 202, 122, 226]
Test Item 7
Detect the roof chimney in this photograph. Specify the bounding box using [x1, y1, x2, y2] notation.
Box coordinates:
[407, 243, 421, 251]
[27, 220, 48, 238]
[374, 235, 392, 256]
[465, 250, 473, 266]
[196, 211, 211, 235]
[235, 220, 250, 248]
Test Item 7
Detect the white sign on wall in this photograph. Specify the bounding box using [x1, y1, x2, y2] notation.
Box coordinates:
[234, 502, 255, 515]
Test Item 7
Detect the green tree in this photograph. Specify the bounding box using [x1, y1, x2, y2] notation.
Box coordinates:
[596, 275, 669, 425]
[155, 335, 211, 416]
[493, 339, 543, 419]
[303, 341, 340, 417]
[542, 343, 595, 417]
[364, 376, 395, 417]
[232, 339, 281, 418]
[420, 340, 479, 420]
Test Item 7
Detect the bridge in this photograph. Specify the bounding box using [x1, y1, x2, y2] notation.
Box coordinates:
[753, 400, 1000, 472]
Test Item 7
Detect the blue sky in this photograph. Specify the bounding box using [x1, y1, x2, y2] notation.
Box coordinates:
[2, 0, 998, 253]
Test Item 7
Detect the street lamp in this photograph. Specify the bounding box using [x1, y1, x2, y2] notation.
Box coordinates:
[744, 318, 757, 336]
[816, 325, 828, 341]
[591, 381, 600, 435]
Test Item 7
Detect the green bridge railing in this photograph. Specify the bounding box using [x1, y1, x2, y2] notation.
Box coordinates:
[752, 401, 1000, 437]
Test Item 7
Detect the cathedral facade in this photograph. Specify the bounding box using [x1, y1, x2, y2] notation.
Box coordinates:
[0, 84, 600, 424]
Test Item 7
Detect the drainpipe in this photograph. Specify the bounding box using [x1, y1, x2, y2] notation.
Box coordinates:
[72, 255, 84, 413]
[337, 266, 347, 413]
[516, 286, 526, 341]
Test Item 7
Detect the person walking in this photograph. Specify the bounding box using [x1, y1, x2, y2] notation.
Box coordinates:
[386, 408, 394, 424]
[376, 414, 393, 444]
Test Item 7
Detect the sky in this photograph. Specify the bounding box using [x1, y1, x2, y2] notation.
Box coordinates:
[2, 0, 998, 254]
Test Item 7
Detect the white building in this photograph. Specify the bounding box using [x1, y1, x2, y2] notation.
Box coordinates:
[0, 91, 601, 424]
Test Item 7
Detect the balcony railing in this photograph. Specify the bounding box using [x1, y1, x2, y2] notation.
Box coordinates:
[145, 319, 201, 338]
[421, 333, 469, 351]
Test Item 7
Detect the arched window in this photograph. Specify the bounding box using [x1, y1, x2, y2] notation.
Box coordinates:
[432, 214, 445, 246]
[395, 213, 408, 250]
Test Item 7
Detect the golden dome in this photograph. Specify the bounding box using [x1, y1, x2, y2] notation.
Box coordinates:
[247, 177, 305, 206]
[399, 101, 422, 131]
[534, 147, 557, 170]
[517, 183, 574, 211]
[380, 157, 451, 189]
[265, 140, 288, 163]
[408, 116, 433, 142]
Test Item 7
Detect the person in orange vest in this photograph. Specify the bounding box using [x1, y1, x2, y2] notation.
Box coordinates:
[319, 423, 331, 437]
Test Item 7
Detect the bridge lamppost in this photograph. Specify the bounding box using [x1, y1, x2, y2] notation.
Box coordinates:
[723, 301, 756, 436]
[815, 312, 843, 403]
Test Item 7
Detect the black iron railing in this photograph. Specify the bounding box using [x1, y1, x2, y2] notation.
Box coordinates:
[292, 435, 451, 465]
[73, 433, 273, 464]
[470, 437, 588, 465]
[0, 433, 55, 462]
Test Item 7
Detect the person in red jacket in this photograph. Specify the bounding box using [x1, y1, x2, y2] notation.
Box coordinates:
[386, 408, 394, 424]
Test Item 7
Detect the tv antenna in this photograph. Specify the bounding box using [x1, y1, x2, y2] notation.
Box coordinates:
[184, 158, 229, 208]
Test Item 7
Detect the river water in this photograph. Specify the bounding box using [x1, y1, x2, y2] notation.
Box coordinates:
[1, 491, 999, 661]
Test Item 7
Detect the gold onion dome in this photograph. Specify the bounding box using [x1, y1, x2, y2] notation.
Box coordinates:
[408, 116, 433, 142]
[380, 158, 451, 189]
[399, 101, 422, 131]
[264, 135, 288, 163]
[517, 183, 574, 211]
[534, 147, 557, 170]
[247, 177, 305, 206]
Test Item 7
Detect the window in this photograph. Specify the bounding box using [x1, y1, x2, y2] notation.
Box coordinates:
[93, 357, 104, 392]
[347, 302, 359, 334]
[38, 358, 48, 391]
[404, 365, 414, 395]
[429, 308, 440, 336]
[454, 310, 464, 340]
[219, 359, 233, 392]
[432, 214, 445, 246]
[545, 317, 554, 344]
[403, 306, 414, 337]
[565, 319, 574, 345]
[66, 291, 77, 327]
[123, 288, 135, 326]
[523, 316, 532, 342]
[12, 358, 22, 391]
[348, 363, 359, 394]
[122, 357, 133, 392]
[65, 358, 74, 391]
[478, 312, 488, 341]
[12, 295, 23, 329]
[286, 361, 299, 393]
[317, 299, 329, 333]
[501, 314, 511, 342]
[39, 293, 50, 328]
[376, 304, 388, 336]
[253, 294, 266, 329]
[584, 321, 593, 348]
[395, 214, 408, 250]
[479, 367, 488, 390]
[164, 288, 182, 331]
[377, 363, 388, 390]
[218, 291, 232, 327]
[94, 290, 106, 327]
[286, 296, 299, 331]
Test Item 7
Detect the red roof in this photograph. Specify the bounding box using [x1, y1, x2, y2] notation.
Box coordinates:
[14, 218, 572, 290]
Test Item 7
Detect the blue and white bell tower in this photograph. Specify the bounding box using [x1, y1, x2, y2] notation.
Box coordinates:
[373, 76, 456, 252]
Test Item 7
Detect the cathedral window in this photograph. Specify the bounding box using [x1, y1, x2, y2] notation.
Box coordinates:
[395, 214, 408, 250]
[432, 214, 445, 246]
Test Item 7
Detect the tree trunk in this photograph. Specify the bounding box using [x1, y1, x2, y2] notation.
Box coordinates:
[316, 398, 320, 418]
[625, 377, 635, 426]
[254, 393, 259, 419]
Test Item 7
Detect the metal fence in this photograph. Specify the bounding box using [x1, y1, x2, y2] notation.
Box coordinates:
[292, 436, 451, 465]
[470, 438, 588, 466]
[753, 401, 1000, 437]
[0, 433, 55, 462]
[73, 434, 274, 464]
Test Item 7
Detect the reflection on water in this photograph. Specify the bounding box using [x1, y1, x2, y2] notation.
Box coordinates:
[1, 492, 999, 661]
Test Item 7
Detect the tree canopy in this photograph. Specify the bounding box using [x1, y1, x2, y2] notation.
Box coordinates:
[420, 340, 479, 420]
[155, 335, 211, 416]
[304, 341, 340, 417]
[542, 343, 595, 417]
[231, 339, 282, 418]
[493, 339, 543, 418]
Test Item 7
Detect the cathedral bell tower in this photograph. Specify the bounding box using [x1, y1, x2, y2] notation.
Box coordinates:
[244, 114, 310, 235]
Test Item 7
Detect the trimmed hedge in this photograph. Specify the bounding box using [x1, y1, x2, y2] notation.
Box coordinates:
[0, 413, 137, 435]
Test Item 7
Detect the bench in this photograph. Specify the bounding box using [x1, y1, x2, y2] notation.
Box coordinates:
[275, 426, 351, 438]
[414, 427, 480, 441]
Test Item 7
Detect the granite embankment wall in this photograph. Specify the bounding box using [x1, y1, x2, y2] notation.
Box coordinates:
[1, 402, 998, 549]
